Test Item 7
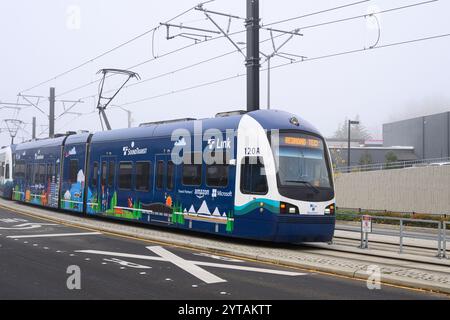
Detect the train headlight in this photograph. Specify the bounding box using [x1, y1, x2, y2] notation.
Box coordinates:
[280, 202, 299, 214]
[324, 204, 335, 215]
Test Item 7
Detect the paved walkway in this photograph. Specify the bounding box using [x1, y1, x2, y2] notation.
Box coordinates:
[1, 198, 449, 295]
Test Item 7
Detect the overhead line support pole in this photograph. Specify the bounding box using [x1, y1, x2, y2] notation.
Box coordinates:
[246, 0, 260, 112]
[49, 87, 55, 138]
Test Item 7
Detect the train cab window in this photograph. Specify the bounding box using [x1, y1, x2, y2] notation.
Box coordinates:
[119, 162, 133, 190]
[101, 161, 107, 186]
[167, 161, 174, 190]
[0, 162, 4, 178]
[206, 164, 229, 187]
[136, 161, 151, 192]
[156, 161, 164, 190]
[69, 159, 78, 183]
[240, 157, 268, 195]
[108, 161, 115, 187]
[5, 164, 9, 179]
[92, 162, 99, 188]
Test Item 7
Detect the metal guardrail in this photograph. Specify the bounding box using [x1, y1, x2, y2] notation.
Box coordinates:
[335, 156, 450, 173]
[336, 212, 448, 259]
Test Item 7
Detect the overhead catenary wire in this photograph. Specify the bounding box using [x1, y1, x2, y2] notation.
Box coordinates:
[15, 0, 443, 130]
[18, 0, 217, 94]
[77, 0, 439, 101]
[53, 0, 379, 100]
[263, 0, 372, 27]
[118, 32, 450, 107]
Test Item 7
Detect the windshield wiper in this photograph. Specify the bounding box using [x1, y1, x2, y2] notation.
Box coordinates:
[284, 180, 320, 193]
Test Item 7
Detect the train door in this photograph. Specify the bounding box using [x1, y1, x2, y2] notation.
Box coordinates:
[99, 155, 117, 212]
[154, 154, 176, 211]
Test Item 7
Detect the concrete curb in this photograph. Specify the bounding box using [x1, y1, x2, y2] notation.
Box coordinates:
[1, 201, 449, 296]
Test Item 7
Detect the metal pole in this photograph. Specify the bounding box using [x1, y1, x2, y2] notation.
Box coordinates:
[438, 222, 442, 258]
[399, 219, 403, 254]
[246, 0, 260, 112]
[347, 120, 351, 169]
[49, 87, 55, 138]
[32, 117, 36, 140]
[267, 57, 271, 110]
[443, 222, 447, 258]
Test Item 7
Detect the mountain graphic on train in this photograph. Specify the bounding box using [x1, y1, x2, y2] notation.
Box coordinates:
[0, 109, 336, 243]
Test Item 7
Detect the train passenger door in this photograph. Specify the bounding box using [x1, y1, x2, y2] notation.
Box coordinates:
[154, 154, 176, 210]
[99, 156, 117, 212]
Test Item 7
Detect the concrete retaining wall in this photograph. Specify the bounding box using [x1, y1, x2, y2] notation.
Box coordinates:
[334, 165, 450, 215]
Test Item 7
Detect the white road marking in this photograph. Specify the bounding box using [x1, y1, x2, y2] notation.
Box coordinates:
[0, 223, 58, 230]
[75, 246, 307, 284]
[193, 252, 244, 262]
[102, 258, 152, 269]
[147, 246, 226, 284]
[7, 232, 101, 239]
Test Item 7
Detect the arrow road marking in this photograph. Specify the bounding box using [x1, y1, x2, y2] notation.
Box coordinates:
[147, 246, 226, 284]
[102, 258, 152, 269]
[76, 246, 307, 284]
[0, 223, 59, 230]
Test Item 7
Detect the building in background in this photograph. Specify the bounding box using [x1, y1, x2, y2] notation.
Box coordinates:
[383, 111, 450, 160]
[327, 138, 417, 169]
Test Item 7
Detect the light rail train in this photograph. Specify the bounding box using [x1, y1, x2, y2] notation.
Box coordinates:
[0, 109, 335, 243]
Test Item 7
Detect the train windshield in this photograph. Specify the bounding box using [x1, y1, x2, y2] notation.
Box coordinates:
[272, 132, 333, 201]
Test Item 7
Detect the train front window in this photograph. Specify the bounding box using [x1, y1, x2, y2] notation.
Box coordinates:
[272, 132, 334, 201]
[273, 133, 331, 188]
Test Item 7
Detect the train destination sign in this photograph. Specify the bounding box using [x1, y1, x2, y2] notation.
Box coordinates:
[283, 136, 321, 148]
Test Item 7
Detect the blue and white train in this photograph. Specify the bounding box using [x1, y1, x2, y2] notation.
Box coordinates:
[3, 109, 336, 243]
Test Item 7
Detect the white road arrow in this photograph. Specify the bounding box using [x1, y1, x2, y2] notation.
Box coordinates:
[0, 222, 58, 230]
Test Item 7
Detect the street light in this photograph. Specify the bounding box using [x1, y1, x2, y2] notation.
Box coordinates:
[348, 119, 360, 170]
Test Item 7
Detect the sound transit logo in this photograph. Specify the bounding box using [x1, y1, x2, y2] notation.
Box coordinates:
[123, 141, 148, 156]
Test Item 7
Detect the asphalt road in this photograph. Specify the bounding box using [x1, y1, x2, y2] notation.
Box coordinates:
[0, 206, 446, 300]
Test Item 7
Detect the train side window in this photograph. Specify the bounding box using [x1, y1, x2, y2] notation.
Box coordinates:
[39, 164, 46, 184]
[182, 164, 202, 186]
[119, 162, 133, 190]
[47, 163, 53, 178]
[206, 164, 229, 187]
[26, 164, 32, 182]
[108, 161, 115, 187]
[69, 159, 78, 183]
[5, 163, 10, 179]
[240, 157, 268, 195]
[156, 161, 164, 190]
[33, 163, 39, 184]
[167, 161, 174, 190]
[15, 161, 25, 180]
[0, 162, 4, 178]
[101, 161, 107, 186]
[92, 162, 99, 187]
[136, 161, 151, 191]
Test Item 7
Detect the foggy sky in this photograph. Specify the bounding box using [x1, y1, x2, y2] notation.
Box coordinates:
[1, 0, 449, 146]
